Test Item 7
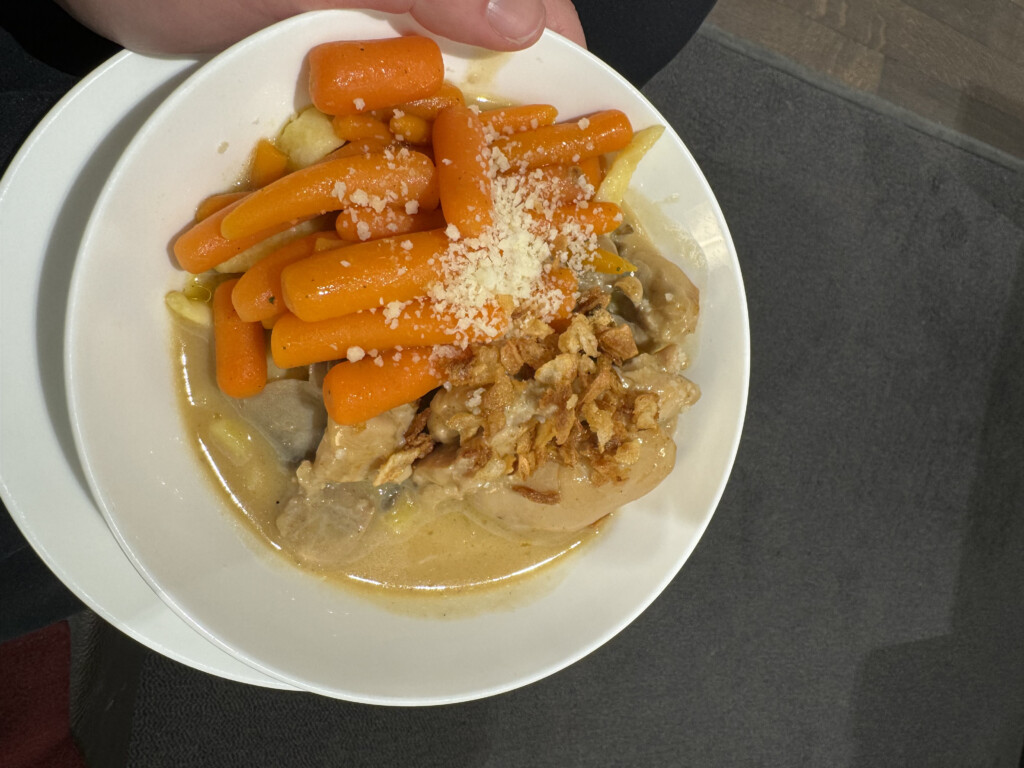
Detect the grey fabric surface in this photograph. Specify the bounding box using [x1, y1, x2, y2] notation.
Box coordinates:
[109, 28, 1024, 766]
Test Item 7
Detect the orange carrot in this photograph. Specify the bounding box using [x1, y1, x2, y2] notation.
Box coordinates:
[271, 298, 508, 368]
[281, 228, 450, 322]
[514, 163, 598, 207]
[396, 81, 465, 120]
[249, 138, 289, 188]
[219, 149, 438, 240]
[432, 105, 492, 238]
[314, 233, 347, 251]
[481, 104, 558, 135]
[195, 190, 246, 222]
[389, 113, 432, 145]
[174, 199, 302, 274]
[308, 37, 444, 116]
[213, 279, 267, 398]
[577, 156, 604, 190]
[491, 110, 633, 170]
[323, 137, 392, 160]
[230, 231, 327, 323]
[531, 201, 623, 237]
[334, 205, 446, 241]
[322, 347, 443, 426]
[585, 248, 637, 275]
[331, 114, 393, 142]
[543, 267, 579, 326]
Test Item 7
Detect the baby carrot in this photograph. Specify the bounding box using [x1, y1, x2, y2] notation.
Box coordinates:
[585, 248, 637, 275]
[322, 347, 443, 426]
[481, 104, 558, 135]
[491, 110, 633, 170]
[174, 199, 301, 274]
[577, 156, 604, 190]
[271, 299, 508, 368]
[280, 228, 450, 322]
[249, 138, 289, 188]
[389, 113, 432, 145]
[230, 231, 327, 323]
[323, 137, 392, 160]
[396, 81, 465, 119]
[331, 114, 393, 143]
[194, 190, 246, 222]
[531, 201, 623, 237]
[213, 279, 267, 398]
[334, 206, 446, 241]
[543, 267, 579, 325]
[432, 105, 492, 238]
[308, 37, 444, 116]
[314, 233, 347, 251]
[515, 163, 597, 207]
[219, 149, 439, 240]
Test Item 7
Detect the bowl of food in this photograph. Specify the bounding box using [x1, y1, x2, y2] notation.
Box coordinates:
[65, 8, 748, 703]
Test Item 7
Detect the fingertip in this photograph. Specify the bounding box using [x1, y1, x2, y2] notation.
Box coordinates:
[485, 0, 545, 47]
[411, 0, 545, 52]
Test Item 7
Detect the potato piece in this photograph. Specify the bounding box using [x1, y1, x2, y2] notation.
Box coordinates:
[277, 106, 344, 169]
[595, 125, 664, 206]
[165, 290, 212, 326]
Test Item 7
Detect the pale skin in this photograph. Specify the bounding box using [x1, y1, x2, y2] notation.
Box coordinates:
[56, 0, 586, 54]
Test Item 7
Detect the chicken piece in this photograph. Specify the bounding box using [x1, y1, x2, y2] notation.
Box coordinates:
[297, 403, 416, 492]
[466, 429, 676, 533]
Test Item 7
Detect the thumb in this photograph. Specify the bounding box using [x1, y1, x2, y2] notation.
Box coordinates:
[409, 0, 546, 50]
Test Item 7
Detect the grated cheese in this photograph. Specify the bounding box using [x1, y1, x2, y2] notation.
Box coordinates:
[361, 112, 614, 352]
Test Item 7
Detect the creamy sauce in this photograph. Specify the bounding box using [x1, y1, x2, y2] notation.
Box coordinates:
[172, 319, 595, 600]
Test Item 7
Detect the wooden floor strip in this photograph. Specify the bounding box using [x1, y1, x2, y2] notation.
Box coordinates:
[707, 0, 1024, 160]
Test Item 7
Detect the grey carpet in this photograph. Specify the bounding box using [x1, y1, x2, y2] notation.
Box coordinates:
[92, 26, 1024, 767]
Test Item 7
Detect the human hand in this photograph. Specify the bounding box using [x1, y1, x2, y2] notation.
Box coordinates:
[56, 0, 585, 55]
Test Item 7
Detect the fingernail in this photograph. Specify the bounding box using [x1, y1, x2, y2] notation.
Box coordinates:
[486, 0, 545, 45]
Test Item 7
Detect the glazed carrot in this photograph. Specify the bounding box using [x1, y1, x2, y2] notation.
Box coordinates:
[314, 233, 347, 251]
[230, 231, 327, 323]
[531, 201, 623, 237]
[543, 267, 579, 325]
[281, 228, 450, 322]
[491, 110, 633, 170]
[213, 279, 267, 398]
[396, 81, 465, 119]
[585, 248, 637, 275]
[331, 114, 393, 143]
[324, 137, 392, 160]
[432, 105, 492, 238]
[195, 190, 246, 222]
[174, 199, 302, 274]
[271, 298, 507, 368]
[515, 163, 597, 207]
[389, 113, 431, 145]
[481, 104, 558, 135]
[322, 347, 443, 426]
[308, 37, 444, 116]
[219, 150, 439, 241]
[577, 156, 604, 190]
[335, 205, 446, 241]
[249, 138, 289, 188]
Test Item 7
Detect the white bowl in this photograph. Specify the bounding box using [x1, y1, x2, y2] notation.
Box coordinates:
[65, 9, 748, 704]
